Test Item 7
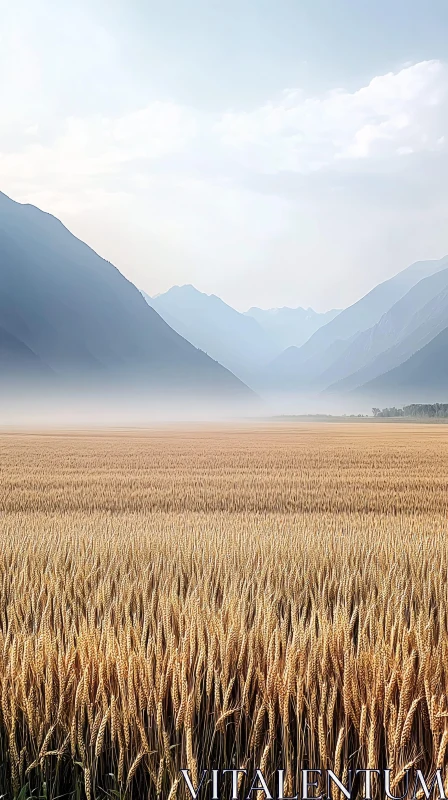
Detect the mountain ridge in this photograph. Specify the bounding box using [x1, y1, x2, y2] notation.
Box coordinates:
[262, 254, 448, 392]
[3, 190, 448, 408]
[244, 304, 341, 350]
[143, 284, 341, 386]
[354, 324, 448, 400]
[143, 284, 281, 385]
[0, 191, 255, 404]
[321, 262, 448, 392]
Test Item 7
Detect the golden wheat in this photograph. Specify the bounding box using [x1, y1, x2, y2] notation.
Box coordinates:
[0, 423, 447, 798]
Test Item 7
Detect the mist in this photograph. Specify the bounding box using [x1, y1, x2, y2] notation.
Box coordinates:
[0, 384, 407, 429]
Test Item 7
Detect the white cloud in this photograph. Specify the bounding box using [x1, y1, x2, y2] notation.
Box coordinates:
[2, 59, 448, 210]
[1, 58, 448, 309]
[0, 103, 199, 210]
[217, 60, 448, 172]
[2, 60, 447, 187]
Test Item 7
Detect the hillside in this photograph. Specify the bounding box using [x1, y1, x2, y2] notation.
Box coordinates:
[144, 285, 281, 384]
[244, 305, 341, 350]
[323, 265, 448, 392]
[0, 325, 54, 379]
[355, 324, 448, 399]
[0, 192, 253, 402]
[266, 255, 448, 389]
[262, 334, 358, 391]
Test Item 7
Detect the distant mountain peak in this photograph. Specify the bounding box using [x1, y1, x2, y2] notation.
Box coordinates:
[0, 190, 255, 405]
[143, 284, 281, 385]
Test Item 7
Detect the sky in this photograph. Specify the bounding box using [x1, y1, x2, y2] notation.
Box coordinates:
[1, 0, 448, 312]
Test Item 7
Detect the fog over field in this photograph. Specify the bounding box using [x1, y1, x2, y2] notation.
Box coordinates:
[2, 186, 448, 420]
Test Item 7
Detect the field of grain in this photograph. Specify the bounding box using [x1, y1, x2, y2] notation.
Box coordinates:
[1, 423, 448, 799]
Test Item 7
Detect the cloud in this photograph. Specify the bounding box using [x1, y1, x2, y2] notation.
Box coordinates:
[2, 60, 447, 177]
[0, 103, 199, 211]
[1, 58, 448, 310]
[217, 60, 448, 172]
[2, 59, 448, 210]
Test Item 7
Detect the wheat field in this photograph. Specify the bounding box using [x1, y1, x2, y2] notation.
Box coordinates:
[1, 423, 448, 799]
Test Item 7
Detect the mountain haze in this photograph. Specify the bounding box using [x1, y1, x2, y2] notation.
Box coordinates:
[144, 285, 282, 384]
[263, 255, 448, 391]
[322, 261, 448, 392]
[0, 324, 54, 380]
[0, 192, 254, 403]
[262, 335, 357, 391]
[355, 324, 448, 399]
[2, 189, 448, 412]
[244, 306, 341, 350]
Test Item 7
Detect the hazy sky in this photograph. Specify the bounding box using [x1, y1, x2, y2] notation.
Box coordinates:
[1, 0, 448, 311]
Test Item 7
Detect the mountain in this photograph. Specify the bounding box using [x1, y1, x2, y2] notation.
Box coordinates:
[244, 306, 341, 350]
[0, 191, 254, 403]
[143, 285, 281, 384]
[355, 324, 448, 400]
[264, 334, 358, 391]
[0, 324, 54, 379]
[322, 262, 448, 392]
[263, 255, 448, 390]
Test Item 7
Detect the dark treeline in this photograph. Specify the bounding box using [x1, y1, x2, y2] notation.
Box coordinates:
[372, 403, 448, 418]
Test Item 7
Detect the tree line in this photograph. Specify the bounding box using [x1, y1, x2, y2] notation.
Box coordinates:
[372, 404, 448, 418]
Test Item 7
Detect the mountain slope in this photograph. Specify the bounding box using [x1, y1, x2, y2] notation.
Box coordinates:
[144, 285, 281, 383]
[355, 324, 448, 399]
[322, 265, 448, 392]
[329, 285, 448, 394]
[267, 255, 448, 389]
[0, 191, 253, 400]
[0, 325, 54, 378]
[244, 306, 341, 350]
[263, 334, 358, 391]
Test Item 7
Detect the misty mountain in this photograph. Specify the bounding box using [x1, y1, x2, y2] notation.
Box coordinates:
[0, 191, 254, 401]
[244, 306, 341, 350]
[143, 285, 281, 384]
[322, 262, 448, 392]
[262, 255, 448, 390]
[355, 324, 448, 399]
[0, 325, 54, 379]
[263, 334, 358, 391]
